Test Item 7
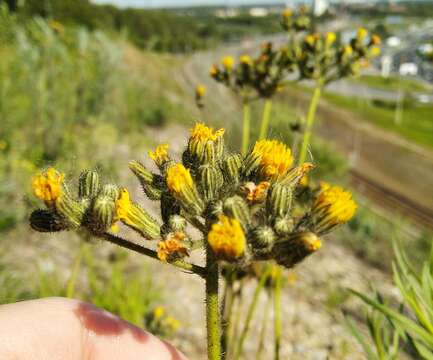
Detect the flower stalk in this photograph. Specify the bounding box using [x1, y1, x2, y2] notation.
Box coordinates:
[242, 100, 251, 155]
[258, 98, 273, 140]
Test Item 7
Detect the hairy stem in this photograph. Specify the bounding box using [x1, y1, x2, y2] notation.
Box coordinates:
[99, 232, 206, 278]
[206, 247, 221, 360]
[256, 291, 272, 360]
[298, 84, 322, 165]
[242, 100, 251, 155]
[234, 267, 272, 360]
[258, 98, 273, 140]
[274, 267, 283, 360]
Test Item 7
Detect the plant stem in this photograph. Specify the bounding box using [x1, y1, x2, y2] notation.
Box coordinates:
[256, 291, 272, 360]
[100, 232, 206, 278]
[234, 267, 272, 360]
[273, 267, 283, 360]
[205, 246, 221, 360]
[221, 280, 235, 359]
[228, 285, 243, 358]
[258, 98, 273, 140]
[242, 100, 251, 155]
[298, 84, 322, 165]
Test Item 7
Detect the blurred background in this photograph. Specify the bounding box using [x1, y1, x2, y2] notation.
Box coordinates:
[0, 0, 432, 358]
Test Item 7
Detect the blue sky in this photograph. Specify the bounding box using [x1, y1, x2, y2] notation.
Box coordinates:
[92, 0, 293, 8]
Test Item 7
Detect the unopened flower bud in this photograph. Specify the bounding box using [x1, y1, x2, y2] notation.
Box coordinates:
[267, 183, 292, 217]
[273, 216, 294, 236]
[168, 215, 187, 232]
[251, 226, 276, 259]
[78, 170, 100, 199]
[30, 209, 67, 232]
[223, 195, 251, 230]
[99, 184, 119, 201]
[55, 189, 86, 229]
[273, 232, 321, 268]
[221, 153, 242, 183]
[90, 195, 116, 233]
[199, 164, 223, 202]
[129, 160, 153, 184]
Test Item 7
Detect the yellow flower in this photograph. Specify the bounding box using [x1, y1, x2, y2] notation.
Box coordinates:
[357, 27, 368, 40]
[115, 188, 132, 221]
[209, 64, 219, 77]
[370, 46, 381, 57]
[305, 34, 316, 47]
[239, 54, 252, 65]
[164, 316, 181, 331]
[157, 232, 189, 262]
[190, 123, 225, 143]
[282, 8, 293, 18]
[371, 34, 381, 45]
[325, 32, 337, 45]
[343, 45, 353, 56]
[221, 56, 234, 70]
[32, 168, 64, 203]
[148, 144, 169, 167]
[208, 215, 246, 259]
[153, 306, 165, 320]
[166, 164, 193, 195]
[313, 185, 357, 225]
[195, 84, 206, 98]
[242, 181, 270, 202]
[252, 140, 293, 180]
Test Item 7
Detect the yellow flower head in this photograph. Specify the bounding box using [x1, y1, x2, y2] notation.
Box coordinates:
[190, 123, 225, 143]
[282, 8, 293, 18]
[343, 45, 353, 56]
[164, 316, 181, 331]
[166, 164, 193, 194]
[157, 232, 188, 262]
[371, 34, 381, 45]
[325, 32, 337, 45]
[221, 56, 234, 70]
[314, 185, 357, 225]
[370, 46, 381, 57]
[148, 144, 169, 167]
[208, 215, 246, 259]
[115, 188, 132, 220]
[196, 84, 206, 98]
[252, 140, 293, 180]
[357, 27, 368, 40]
[32, 167, 64, 203]
[242, 181, 270, 202]
[240, 54, 252, 65]
[209, 64, 219, 77]
[305, 34, 316, 47]
[153, 306, 165, 320]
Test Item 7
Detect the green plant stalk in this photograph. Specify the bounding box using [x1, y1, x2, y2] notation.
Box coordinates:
[234, 267, 272, 360]
[274, 267, 283, 360]
[221, 281, 235, 359]
[100, 233, 206, 277]
[256, 291, 272, 360]
[228, 286, 244, 358]
[242, 100, 251, 155]
[206, 246, 221, 360]
[258, 98, 273, 140]
[298, 84, 322, 165]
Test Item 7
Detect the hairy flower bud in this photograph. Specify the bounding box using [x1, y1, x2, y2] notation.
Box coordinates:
[273, 216, 294, 236]
[129, 160, 153, 185]
[267, 183, 292, 217]
[90, 195, 116, 233]
[78, 170, 100, 199]
[55, 190, 86, 229]
[272, 232, 321, 268]
[199, 164, 223, 202]
[30, 209, 67, 232]
[223, 195, 251, 230]
[221, 153, 242, 183]
[168, 215, 187, 233]
[99, 184, 119, 201]
[250, 226, 276, 259]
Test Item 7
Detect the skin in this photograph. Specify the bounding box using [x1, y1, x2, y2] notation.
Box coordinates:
[0, 297, 188, 360]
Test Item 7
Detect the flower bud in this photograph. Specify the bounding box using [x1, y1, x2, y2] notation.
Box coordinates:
[90, 195, 116, 233]
[115, 188, 160, 239]
[168, 215, 187, 232]
[266, 183, 292, 217]
[30, 209, 67, 232]
[129, 160, 153, 185]
[221, 153, 242, 183]
[78, 170, 100, 199]
[166, 163, 204, 215]
[250, 226, 276, 259]
[208, 215, 246, 260]
[272, 232, 321, 268]
[54, 190, 86, 229]
[223, 195, 251, 230]
[199, 164, 223, 202]
[99, 184, 119, 201]
[273, 216, 294, 236]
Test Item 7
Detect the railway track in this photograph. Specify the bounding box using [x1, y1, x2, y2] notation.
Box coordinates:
[350, 170, 433, 230]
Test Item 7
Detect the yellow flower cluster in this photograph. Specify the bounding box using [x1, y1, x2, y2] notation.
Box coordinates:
[222, 56, 234, 70]
[148, 144, 169, 167]
[157, 232, 189, 262]
[32, 167, 64, 202]
[166, 164, 193, 194]
[190, 123, 225, 143]
[314, 184, 357, 224]
[115, 188, 132, 220]
[252, 140, 293, 180]
[208, 215, 246, 259]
